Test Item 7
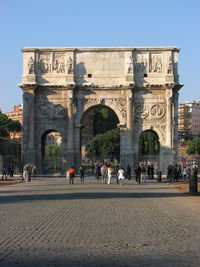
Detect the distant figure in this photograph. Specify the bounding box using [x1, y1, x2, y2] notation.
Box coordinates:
[126, 165, 131, 180]
[117, 167, 125, 185]
[32, 165, 37, 177]
[147, 165, 151, 179]
[135, 164, 141, 184]
[2, 167, 7, 180]
[101, 165, 107, 184]
[7, 165, 11, 177]
[79, 166, 84, 183]
[150, 164, 154, 179]
[193, 164, 198, 179]
[94, 165, 99, 179]
[115, 165, 120, 184]
[10, 166, 14, 177]
[141, 163, 146, 183]
[23, 163, 32, 182]
[107, 165, 114, 184]
[68, 166, 75, 184]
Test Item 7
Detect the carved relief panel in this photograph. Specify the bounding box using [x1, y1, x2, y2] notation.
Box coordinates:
[37, 103, 67, 119]
[37, 53, 51, 74]
[134, 53, 149, 74]
[126, 53, 133, 74]
[134, 103, 166, 140]
[53, 53, 65, 73]
[149, 53, 163, 73]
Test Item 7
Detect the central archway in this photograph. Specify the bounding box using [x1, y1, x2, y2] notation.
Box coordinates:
[79, 105, 120, 172]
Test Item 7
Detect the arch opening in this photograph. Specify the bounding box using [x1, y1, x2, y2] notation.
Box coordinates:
[138, 129, 160, 171]
[41, 130, 62, 174]
[80, 105, 120, 170]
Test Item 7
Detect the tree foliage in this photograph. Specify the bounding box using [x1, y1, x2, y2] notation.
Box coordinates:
[86, 128, 120, 160]
[186, 137, 200, 155]
[0, 113, 21, 137]
[139, 130, 159, 155]
[93, 107, 119, 135]
[45, 144, 62, 171]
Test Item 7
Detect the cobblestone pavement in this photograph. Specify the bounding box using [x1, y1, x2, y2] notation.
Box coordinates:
[0, 177, 200, 266]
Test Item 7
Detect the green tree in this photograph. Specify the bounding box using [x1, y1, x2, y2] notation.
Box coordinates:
[139, 130, 159, 155]
[93, 107, 119, 135]
[186, 137, 200, 155]
[45, 144, 62, 171]
[86, 128, 120, 160]
[0, 113, 21, 137]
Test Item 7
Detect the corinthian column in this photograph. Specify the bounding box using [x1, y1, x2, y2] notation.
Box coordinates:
[67, 98, 74, 150]
[22, 86, 36, 164]
[126, 97, 133, 149]
[166, 89, 173, 148]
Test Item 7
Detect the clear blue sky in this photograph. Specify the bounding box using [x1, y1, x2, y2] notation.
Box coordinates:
[0, 0, 199, 113]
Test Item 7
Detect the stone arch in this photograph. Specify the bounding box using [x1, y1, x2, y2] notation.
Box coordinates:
[141, 125, 164, 145]
[74, 103, 121, 168]
[75, 99, 126, 127]
[41, 129, 63, 174]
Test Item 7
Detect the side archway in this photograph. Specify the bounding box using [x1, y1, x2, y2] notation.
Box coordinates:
[138, 129, 160, 171]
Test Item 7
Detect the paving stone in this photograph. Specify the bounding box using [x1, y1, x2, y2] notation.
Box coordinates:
[0, 177, 200, 266]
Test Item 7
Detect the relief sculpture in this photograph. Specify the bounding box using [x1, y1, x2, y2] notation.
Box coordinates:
[53, 105, 67, 118]
[28, 57, 34, 74]
[135, 105, 149, 119]
[38, 104, 51, 117]
[150, 55, 162, 73]
[150, 104, 165, 118]
[37, 54, 51, 74]
[53, 54, 65, 73]
[166, 56, 173, 74]
[126, 55, 133, 74]
[134, 54, 148, 73]
[67, 56, 73, 74]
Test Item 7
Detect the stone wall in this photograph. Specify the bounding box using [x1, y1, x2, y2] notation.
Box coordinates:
[0, 137, 21, 173]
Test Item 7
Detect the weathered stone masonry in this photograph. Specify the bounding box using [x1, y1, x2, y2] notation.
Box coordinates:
[18, 47, 183, 174]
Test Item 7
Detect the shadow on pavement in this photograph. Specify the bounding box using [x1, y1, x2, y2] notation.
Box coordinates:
[0, 191, 193, 203]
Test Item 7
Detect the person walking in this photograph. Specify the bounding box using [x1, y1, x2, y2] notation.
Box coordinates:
[79, 166, 84, 183]
[107, 165, 113, 184]
[10, 166, 14, 177]
[150, 164, 154, 179]
[68, 166, 75, 184]
[94, 165, 99, 179]
[147, 165, 151, 180]
[115, 165, 120, 184]
[141, 163, 146, 183]
[101, 165, 107, 184]
[135, 163, 141, 184]
[2, 167, 7, 180]
[126, 165, 131, 180]
[117, 166, 125, 185]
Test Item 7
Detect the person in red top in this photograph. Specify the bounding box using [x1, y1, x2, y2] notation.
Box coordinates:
[68, 166, 75, 184]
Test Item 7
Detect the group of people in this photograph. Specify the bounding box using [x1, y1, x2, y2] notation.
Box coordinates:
[66, 165, 127, 185]
[66, 163, 157, 185]
[167, 163, 199, 182]
[1, 165, 14, 180]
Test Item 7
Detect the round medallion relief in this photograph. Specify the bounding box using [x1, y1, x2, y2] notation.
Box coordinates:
[38, 104, 51, 118]
[135, 105, 149, 119]
[150, 104, 165, 118]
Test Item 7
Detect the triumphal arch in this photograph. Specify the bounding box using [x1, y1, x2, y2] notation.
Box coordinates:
[19, 47, 183, 174]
